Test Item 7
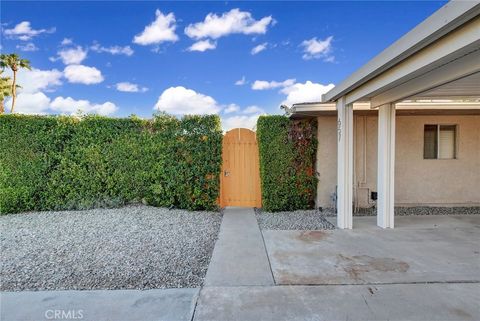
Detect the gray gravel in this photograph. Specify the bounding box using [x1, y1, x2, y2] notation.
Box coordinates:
[322, 206, 480, 217]
[255, 209, 335, 230]
[0, 205, 222, 291]
[394, 206, 480, 216]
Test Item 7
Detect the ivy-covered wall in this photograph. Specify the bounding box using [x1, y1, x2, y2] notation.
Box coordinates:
[257, 115, 317, 212]
[0, 114, 222, 214]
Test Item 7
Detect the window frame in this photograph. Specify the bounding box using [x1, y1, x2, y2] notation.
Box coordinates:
[423, 124, 458, 160]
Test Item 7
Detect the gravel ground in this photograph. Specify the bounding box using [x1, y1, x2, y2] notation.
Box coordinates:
[255, 207, 479, 230]
[321, 206, 480, 217]
[0, 205, 222, 291]
[255, 209, 335, 230]
[394, 206, 480, 216]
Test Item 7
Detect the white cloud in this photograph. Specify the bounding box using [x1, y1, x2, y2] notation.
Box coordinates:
[9, 68, 63, 93]
[50, 96, 118, 115]
[64, 65, 104, 84]
[187, 39, 217, 52]
[16, 42, 38, 52]
[150, 46, 164, 54]
[222, 105, 265, 131]
[4, 65, 115, 116]
[91, 43, 134, 56]
[242, 105, 264, 114]
[301, 36, 334, 61]
[324, 56, 335, 63]
[235, 76, 247, 86]
[224, 104, 240, 114]
[4, 68, 61, 113]
[115, 82, 148, 93]
[251, 42, 267, 55]
[185, 9, 274, 40]
[280, 81, 335, 106]
[9, 92, 51, 114]
[133, 9, 178, 45]
[222, 114, 263, 131]
[9, 93, 117, 116]
[4, 21, 55, 41]
[58, 46, 88, 65]
[153, 85, 264, 130]
[61, 38, 73, 46]
[251, 78, 295, 90]
[154, 86, 221, 115]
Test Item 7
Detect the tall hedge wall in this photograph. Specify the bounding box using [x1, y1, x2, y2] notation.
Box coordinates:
[0, 114, 222, 214]
[257, 115, 317, 212]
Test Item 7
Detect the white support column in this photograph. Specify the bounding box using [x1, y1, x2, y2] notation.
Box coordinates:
[336, 97, 353, 229]
[377, 103, 396, 228]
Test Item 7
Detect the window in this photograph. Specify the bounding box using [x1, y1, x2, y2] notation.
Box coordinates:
[424, 124, 457, 159]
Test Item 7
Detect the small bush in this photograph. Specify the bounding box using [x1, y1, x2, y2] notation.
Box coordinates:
[256, 115, 317, 212]
[0, 113, 222, 214]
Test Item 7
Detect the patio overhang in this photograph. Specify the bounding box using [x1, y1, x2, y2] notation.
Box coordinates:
[288, 100, 480, 118]
[306, 1, 480, 229]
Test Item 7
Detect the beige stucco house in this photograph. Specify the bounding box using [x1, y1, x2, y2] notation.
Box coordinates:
[291, 101, 480, 209]
[287, 1, 480, 229]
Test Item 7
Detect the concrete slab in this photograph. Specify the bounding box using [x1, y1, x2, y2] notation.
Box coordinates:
[325, 216, 336, 226]
[1, 288, 198, 321]
[263, 216, 480, 285]
[204, 207, 274, 286]
[194, 284, 480, 321]
[352, 214, 480, 230]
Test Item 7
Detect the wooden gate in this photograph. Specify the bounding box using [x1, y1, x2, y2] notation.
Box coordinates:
[220, 128, 262, 207]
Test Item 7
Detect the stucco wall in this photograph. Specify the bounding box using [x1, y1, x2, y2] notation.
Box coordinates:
[316, 116, 338, 208]
[354, 116, 378, 208]
[316, 114, 480, 208]
[396, 115, 480, 206]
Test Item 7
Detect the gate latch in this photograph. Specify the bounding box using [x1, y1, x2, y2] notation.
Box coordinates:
[224, 170, 230, 177]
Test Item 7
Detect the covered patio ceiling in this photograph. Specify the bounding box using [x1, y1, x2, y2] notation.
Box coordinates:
[408, 71, 480, 100]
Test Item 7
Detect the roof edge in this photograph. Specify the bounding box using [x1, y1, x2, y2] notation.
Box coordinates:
[322, 1, 480, 102]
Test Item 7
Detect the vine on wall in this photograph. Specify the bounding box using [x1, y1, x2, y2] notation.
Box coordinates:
[257, 115, 317, 212]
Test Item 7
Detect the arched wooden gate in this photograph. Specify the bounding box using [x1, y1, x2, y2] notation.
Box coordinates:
[220, 128, 262, 207]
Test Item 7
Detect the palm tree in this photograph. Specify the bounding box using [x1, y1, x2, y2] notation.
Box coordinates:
[0, 54, 31, 113]
[0, 70, 14, 114]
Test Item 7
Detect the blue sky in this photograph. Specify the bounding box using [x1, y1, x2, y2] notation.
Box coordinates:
[1, 1, 445, 129]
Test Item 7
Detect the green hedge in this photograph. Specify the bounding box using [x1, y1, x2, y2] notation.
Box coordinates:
[0, 113, 222, 214]
[0, 115, 75, 213]
[257, 115, 317, 212]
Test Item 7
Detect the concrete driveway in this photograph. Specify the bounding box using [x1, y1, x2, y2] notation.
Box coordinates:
[194, 283, 480, 321]
[194, 213, 480, 321]
[263, 215, 480, 285]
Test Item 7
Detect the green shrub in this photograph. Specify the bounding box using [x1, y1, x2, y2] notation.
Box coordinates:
[0, 115, 75, 213]
[144, 114, 223, 210]
[257, 115, 317, 212]
[0, 113, 222, 214]
[44, 116, 147, 210]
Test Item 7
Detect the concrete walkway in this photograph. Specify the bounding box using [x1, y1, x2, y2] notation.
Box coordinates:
[204, 207, 274, 286]
[194, 283, 480, 321]
[1, 288, 198, 321]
